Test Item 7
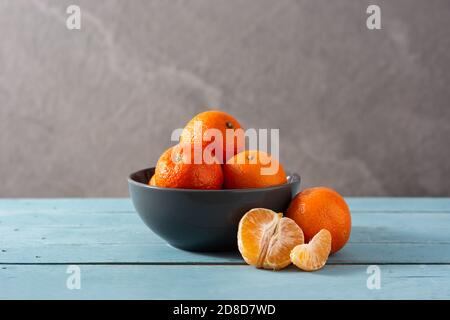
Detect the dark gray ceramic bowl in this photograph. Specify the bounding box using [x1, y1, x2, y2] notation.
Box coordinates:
[128, 167, 301, 252]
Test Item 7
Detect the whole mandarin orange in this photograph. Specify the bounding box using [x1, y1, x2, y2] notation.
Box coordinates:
[223, 150, 287, 189]
[286, 187, 351, 254]
[180, 110, 244, 163]
[153, 144, 223, 189]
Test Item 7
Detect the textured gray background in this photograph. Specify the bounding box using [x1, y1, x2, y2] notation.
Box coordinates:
[1, 0, 449, 197]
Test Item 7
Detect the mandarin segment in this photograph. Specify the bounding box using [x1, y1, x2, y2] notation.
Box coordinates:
[237, 208, 304, 270]
[237, 208, 280, 267]
[290, 229, 332, 271]
[263, 218, 304, 270]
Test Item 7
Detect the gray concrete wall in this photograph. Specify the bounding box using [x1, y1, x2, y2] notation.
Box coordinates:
[1, 0, 449, 197]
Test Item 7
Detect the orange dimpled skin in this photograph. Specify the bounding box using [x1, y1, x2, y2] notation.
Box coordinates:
[224, 150, 287, 189]
[286, 187, 351, 254]
[153, 144, 223, 190]
[180, 110, 244, 162]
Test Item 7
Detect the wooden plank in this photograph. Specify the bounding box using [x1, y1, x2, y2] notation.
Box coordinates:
[2, 211, 449, 244]
[1, 198, 449, 214]
[0, 199, 134, 214]
[347, 198, 450, 212]
[1, 264, 449, 299]
[2, 243, 450, 264]
[1, 210, 450, 264]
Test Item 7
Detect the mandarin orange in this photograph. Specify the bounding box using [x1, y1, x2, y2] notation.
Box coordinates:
[180, 110, 244, 163]
[148, 175, 156, 186]
[224, 150, 287, 189]
[153, 144, 223, 189]
[286, 187, 351, 254]
[238, 208, 304, 270]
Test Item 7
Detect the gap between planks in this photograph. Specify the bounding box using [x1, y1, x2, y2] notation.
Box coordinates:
[2, 262, 450, 266]
[2, 210, 450, 214]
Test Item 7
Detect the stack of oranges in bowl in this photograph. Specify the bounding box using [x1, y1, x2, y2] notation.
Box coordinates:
[149, 110, 287, 191]
[145, 110, 352, 272]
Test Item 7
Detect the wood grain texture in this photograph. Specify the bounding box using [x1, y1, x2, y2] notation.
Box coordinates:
[1, 264, 449, 300]
[1, 198, 449, 299]
[1, 199, 449, 264]
[1, 198, 449, 214]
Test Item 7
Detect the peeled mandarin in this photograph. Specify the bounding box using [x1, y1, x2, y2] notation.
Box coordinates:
[238, 208, 304, 270]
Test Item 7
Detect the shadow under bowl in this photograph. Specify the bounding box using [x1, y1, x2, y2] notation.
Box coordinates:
[128, 167, 301, 252]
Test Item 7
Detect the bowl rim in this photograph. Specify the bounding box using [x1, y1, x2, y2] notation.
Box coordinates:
[128, 167, 301, 193]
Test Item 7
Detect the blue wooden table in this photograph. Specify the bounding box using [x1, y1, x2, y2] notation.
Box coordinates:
[1, 198, 449, 299]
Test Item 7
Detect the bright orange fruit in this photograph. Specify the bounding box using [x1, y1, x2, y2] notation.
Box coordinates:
[148, 175, 156, 186]
[286, 187, 351, 254]
[238, 208, 304, 270]
[224, 150, 287, 189]
[180, 110, 244, 163]
[290, 229, 332, 271]
[153, 144, 223, 189]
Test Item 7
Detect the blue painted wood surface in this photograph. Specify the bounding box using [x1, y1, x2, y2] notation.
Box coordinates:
[1, 198, 449, 299]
